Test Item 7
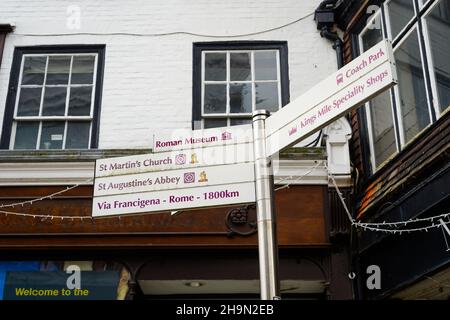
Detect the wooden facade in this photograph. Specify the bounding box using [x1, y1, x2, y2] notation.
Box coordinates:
[0, 149, 354, 299]
[0, 185, 330, 248]
[337, 0, 450, 299]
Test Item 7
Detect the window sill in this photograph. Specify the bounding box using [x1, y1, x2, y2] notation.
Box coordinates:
[0, 147, 336, 186]
[0, 149, 152, 162]
[0, 147, 325, 162]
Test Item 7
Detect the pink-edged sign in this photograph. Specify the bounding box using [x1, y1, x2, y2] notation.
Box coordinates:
[93, 139, 255, 216]
[95, 143, 254, 178]
[266, 40, 397, 156]
[153, 124, 253, 153]
[92, 161, 256, 217]
[92, 181, 256, 217]
[94, 162, 255, 197]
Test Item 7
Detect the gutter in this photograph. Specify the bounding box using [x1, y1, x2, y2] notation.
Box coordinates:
[314, 0, 344, 68]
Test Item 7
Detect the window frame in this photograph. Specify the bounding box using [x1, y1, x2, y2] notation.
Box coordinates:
[201, 50, 282, 119]
[192, 41, 290, 130]
[0, 45, 105, 149]
[419, 0, 433, 9]
[357, 0, 448, 173]
[384, 0, 418, 44]
[421, 0, 450, 118]
[391, 24, 434, 147]
[359, 9, 401, 170]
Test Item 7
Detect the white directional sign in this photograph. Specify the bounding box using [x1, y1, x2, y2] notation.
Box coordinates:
[95, 142, 254, 178]
[92, 40, 398, 223]
[94, 162, 255, 197]
[91, 40, 399, 299]
[92, 182, 255, 217]
[153, 124, 253, 153]
[93, 156, 256, 217]
[266, 40, 397, 156]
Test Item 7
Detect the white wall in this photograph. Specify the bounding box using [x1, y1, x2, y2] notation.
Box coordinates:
[0, 0, 338, 149]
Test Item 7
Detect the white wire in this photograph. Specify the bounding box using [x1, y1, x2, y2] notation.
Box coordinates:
[440, 219, 450, 251]
[327, 168, 355, 225]
[357, 212, 450, 227]
[0, 178, 93, 208]
[274, 161, 323, 191]
[355, 221, 450, 234]
[1, 162, 448, 232]
[326, 166, 450, 234]
[13, 12, 315, 38]
[0, 209, 92, 220]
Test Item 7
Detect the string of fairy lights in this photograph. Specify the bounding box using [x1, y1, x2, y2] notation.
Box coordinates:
[327, 168, 450, 240]
[0, 162, 449, 239]
[0, 178, 93, 209]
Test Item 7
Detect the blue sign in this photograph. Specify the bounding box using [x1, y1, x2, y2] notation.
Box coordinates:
[2, 270, 120, 300]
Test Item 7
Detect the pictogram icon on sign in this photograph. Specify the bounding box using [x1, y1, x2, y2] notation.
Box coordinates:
[184, 172, 195, 183]
[175, 154, 186, 165]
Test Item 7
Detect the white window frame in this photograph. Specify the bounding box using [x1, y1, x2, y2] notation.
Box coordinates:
[421, 0, 449, 117]
[391, 24, 435, 148]
[384, 0, 417, 43]
[359, 0, 449, 173]
[419, 0, 433, 9]
[10, 53, 98, 150]
[201, 49, 282, 128]
[359, 10, 400, 170]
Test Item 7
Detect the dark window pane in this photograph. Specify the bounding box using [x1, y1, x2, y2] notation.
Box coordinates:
[387, 0, 415, 39]
[204, 84, 226, 114]
[14, 122, 39, 149]
[361, 14, 383, 50]
[204, 118, 227, 129]
[426, 2, 450, 113]
[39, 122, 65, 149]
[71, 56, 95, 84]
[22, 57, 46, 85]
[367, 92, 397, 167]
[69, 86, 92, 116]
[230, 118, 251, 126]
[17, 88, 42, 116]
[66, 122, 90, 149]
[42, 87, 67, 116]
[230, 84, 252, 113]
[255, 82, 279, 112]
[395, 30, 430, 142]
[230, 53, 251, 81]
[205, 53, 226, 81]
[46, 56, 71, 85]
[255, 51, 278, 80]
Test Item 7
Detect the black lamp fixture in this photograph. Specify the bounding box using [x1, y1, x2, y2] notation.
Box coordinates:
[314, 0, 336, 30]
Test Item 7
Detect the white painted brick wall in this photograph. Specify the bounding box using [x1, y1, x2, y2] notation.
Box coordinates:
[0, 0, 338, 149]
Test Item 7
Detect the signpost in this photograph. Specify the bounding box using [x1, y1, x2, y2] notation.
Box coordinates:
[93, 144, 255, 217]
[250, 40, 396, 300]
[153, 124, 253, 153]
[92, 180, 256, 217]
[252, 110, 279, 300]
[94, 162, 255, 197]
[266, 40, 397, 156]
[92, 40, 397, 301]
[95, 143, 254, 178]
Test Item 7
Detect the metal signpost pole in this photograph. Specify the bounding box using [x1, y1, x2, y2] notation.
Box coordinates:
[93, 39, 396, 298]
[252, 110, 280, 300]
